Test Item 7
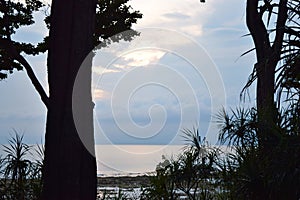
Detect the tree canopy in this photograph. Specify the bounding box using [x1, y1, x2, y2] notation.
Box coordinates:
[0, 0, 43, 79]
[0, 0, 142, 81]
[0, 0, 142, 198]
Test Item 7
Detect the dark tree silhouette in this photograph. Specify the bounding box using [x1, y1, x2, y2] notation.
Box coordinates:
[246, 0, 287, 145]
[217, 1, 300, 198]
[243, 0, 300, 146]
[0, 0, 142, 199]
[41, 0, 98, 199]
[0, 0, 48, 106]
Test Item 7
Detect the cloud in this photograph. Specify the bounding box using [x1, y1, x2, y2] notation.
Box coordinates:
[0, 0, 256, 145]
[92, 66, 121, 75]
[130, 0, 214, 37]
[182, 25, 203, 36]
[122, 50, 166, 67]
[163, 12, 191, 20]
[93, 88, 109, 100]
[92, 49, 166, 79]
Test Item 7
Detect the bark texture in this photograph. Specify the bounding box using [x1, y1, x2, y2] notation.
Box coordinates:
[42, 0, 97, 199]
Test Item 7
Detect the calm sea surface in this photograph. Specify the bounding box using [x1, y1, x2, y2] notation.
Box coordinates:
[96, 145, 184, 176]
[0, 144, 184, 177]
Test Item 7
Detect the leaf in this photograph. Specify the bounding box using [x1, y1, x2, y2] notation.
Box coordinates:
[240, 47, 256, 58]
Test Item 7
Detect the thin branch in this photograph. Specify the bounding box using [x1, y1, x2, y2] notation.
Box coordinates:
[15, 54, 49, 108]
[1, 38, 49, 108]
[272, 0, 288, 59]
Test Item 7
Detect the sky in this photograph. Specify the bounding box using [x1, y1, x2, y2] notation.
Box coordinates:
[0, 0, 257, 145]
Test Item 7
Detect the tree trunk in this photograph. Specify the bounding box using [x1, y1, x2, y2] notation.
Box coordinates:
[42, 0, 97, 199]
[246, 0, 288, 146]
[256, 61, 277, 145]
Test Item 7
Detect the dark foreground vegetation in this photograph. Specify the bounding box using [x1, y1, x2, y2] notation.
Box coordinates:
[1, 118, 300, 200]
[0, 0, 299, 199]
[0, 132, 43, 200]
[141, 113, 300, 199]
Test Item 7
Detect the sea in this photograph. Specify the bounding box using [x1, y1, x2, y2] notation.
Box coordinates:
[0, 144, 232, 177]
[95, 145, 184, 176]
[0, 144, 184, 177]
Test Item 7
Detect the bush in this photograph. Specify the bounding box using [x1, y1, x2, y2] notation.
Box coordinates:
[0, 131, 43, 200]
[142, 128, 223, 200]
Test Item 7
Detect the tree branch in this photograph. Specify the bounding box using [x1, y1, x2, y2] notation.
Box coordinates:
[246, 0, 271, 62]
[15, 54, 49, 108]
[1, 38, 49, 108]
[272, 0, 288, 58]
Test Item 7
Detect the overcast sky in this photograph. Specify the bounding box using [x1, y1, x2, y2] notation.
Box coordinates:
[0, 0, 256, 145]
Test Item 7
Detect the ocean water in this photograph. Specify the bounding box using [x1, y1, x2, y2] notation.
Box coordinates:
[95, 145, 184, 176]
[0, 144, 184, 177]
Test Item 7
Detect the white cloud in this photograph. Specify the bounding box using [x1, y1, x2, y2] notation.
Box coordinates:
[92, 66, 121, 75]
[93, 88, 108, 100]
[181, 25, 203, 37]
[162, 12, 191, 21]
[122, 50, 166, 67]
[0, 0, 256, 145]
[92, 50, 166, 76]
[130, 0, 214, 37]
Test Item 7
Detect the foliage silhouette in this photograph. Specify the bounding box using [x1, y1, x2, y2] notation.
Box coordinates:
[142, 128, 222, 200]
[217, 107, 300, 199]
[144, 1, 300, 199]
[0, 131, 44, 200]
[0, 0, 44, 79]
[1, 0, 142, 198]
[241, 0, 300, 147]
